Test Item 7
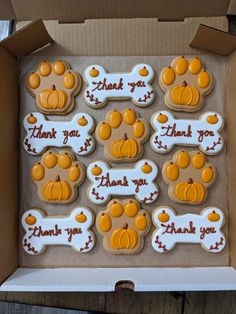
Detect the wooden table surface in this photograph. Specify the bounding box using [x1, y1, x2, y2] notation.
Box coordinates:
[1, 18, 236, 314]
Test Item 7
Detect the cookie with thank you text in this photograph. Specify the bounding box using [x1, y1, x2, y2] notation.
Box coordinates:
[22, 207, 95, 255]
[27, 60, 81, 115]
[96, 108, 149, 162]
[31, 150, 85, 204]
[159, 56, 213, 112]
[96, 198, 151, 254]
[162, 150, 216, 205]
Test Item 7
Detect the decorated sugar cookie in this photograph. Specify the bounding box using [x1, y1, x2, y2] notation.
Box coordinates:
[87, 160, 159, 204]
[96, 108, 149, 162]
[22, 207, 95, 255]
[23, 112, 95, 156]
[27, 60, 82, 115]
[84, 64, 155, 108]
[96, 199, 150, 254]
[159, 56, 213, 112]
[150, 111, 224, 155]
[31, 150, 85, 204]
[152, 206, 225, 253]
[162, 150, 216, 205]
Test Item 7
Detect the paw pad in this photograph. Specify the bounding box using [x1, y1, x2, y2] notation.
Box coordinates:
[27, 60, 81, 114]
[162, 150, 216, 205]
[96, 199, 150, 254]
[160, 56, 213, 112]
[31, 150, 85, 203]
[96, 108, 149, 162]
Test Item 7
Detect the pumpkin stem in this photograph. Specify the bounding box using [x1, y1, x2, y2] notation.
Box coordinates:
[123, 223, 128, 230]
[28, 214, 31, 217]
[80, 211, 83, 215]
[55, 175, 60, 182]
[188, 178, 193, 184]
[124, 133, 128, 140]
[212, 210, 216, 214]
[51, 84, 56, 90]
[182, 81, 187, 87]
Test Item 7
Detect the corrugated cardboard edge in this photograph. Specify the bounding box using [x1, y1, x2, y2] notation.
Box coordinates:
[190, 24, 236, 56]
[0, 46, 18, 283]
[0, 19, 52, 56]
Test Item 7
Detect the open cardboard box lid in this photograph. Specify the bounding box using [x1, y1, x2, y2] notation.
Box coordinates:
[1, 0, 236, 290]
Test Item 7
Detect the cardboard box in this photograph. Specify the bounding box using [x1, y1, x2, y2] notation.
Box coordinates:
[1, 0, 236, 291]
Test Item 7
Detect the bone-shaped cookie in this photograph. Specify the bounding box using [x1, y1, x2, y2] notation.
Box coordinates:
[23, 112, 95, 155]
[84, 64, 155, 108]
[152, 206, 225, 253]
[87, 160, 159, 204]
[22, 207, 95, 255]
[150, 110, 224, 155]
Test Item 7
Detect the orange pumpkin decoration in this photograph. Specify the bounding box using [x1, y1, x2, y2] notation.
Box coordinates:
[110, 223, 138, 249]
[43, 175, 72, 201]
[99, 213, 111, 232]
[208, 210, 220, 222]
[91, 165, 102, 176]
[27, 113, 37, 124]
[158, 210, 170, 223]
[110, 133, 138, 158]
[76, 212, 87, 223]
[175, 178, 205, 203]
[171, 81, 200, 106]
[39, 85, 68, 109]
[25, 214, 37, 225]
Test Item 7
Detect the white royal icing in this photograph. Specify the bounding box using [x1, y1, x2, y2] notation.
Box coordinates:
[84, 64, 155, 108]
[22, 207, 95, 255]
[152, 206, 225, 253]
[150, 110, 224, 155]
[87, 160, 159, 204]
[23, 112, 95, 156]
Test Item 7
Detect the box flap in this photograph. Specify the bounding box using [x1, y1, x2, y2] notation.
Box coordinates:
[0, 0, 234, 22]
[0, 0, 15, 19]
[190, 24, 236, 56]
[0, 19, 52, 56]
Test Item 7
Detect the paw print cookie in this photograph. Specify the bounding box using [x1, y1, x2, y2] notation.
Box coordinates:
[160, 56, 213, 112]
[96, 108, 149, 162]
[162, 150, 216, 205]
[27, 60, 82, 115]
[31, 150, 85, 203]
[96, 199, 151, 254]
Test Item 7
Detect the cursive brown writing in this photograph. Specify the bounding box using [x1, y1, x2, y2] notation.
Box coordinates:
[62, 129, 80, 144]
[28, 224, 62, 239]
[91, 78, 123, 92]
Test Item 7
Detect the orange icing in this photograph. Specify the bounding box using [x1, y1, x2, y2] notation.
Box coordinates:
[57, 153, 72, 169]
[157, 113, 168, 123]
[198, 71, 210, 88]
[191, 152, 205, 169]
[124, 201, 138, 217]
[90, 67, 99, 77]
[208, 210, 220, 222]
[25, 214, 37, 225]
[43, 152, 58, 168]
[133, 120, 145, 138]
[201, 167, 214, 183]
[99, 213, 111, 232]
[108, 110, 122, 128]
[123, 108, 136, 125]
[39, 61, 51, 76]
[27, 113, 37, 124]
[39, 86, 67, 109]
[177, 151, 190, 169]
[31, 162, 45, 181]
[69, 164, 80, 182]
[28, 72, 40, 89]
[206, 114, 218, 124]
[99, 122, 111, 140]
[174, 57, 188, 75]
[166, 162, 179, 181]
[109, 202, 124, 217]
[158, 211, 170, 223]
[110, 224, 138, 249]
[171, 83, 200, 106]
[78, 116, 88, 126]
[139, 67, 149, 77]
[188, 58, 202, 74]
[135, 213, 147, 230]
[175, 179, 205, 203]
[64, 72, 75, 89]
[76, 212, 87, 223]
[92, 165, 102, 176]
[110, 135, 138, 158]
[43, 176, 71, 201]
[162, 67, 175, 85]
[53, 60, 65, 75]
[142, 162, 152, 174]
